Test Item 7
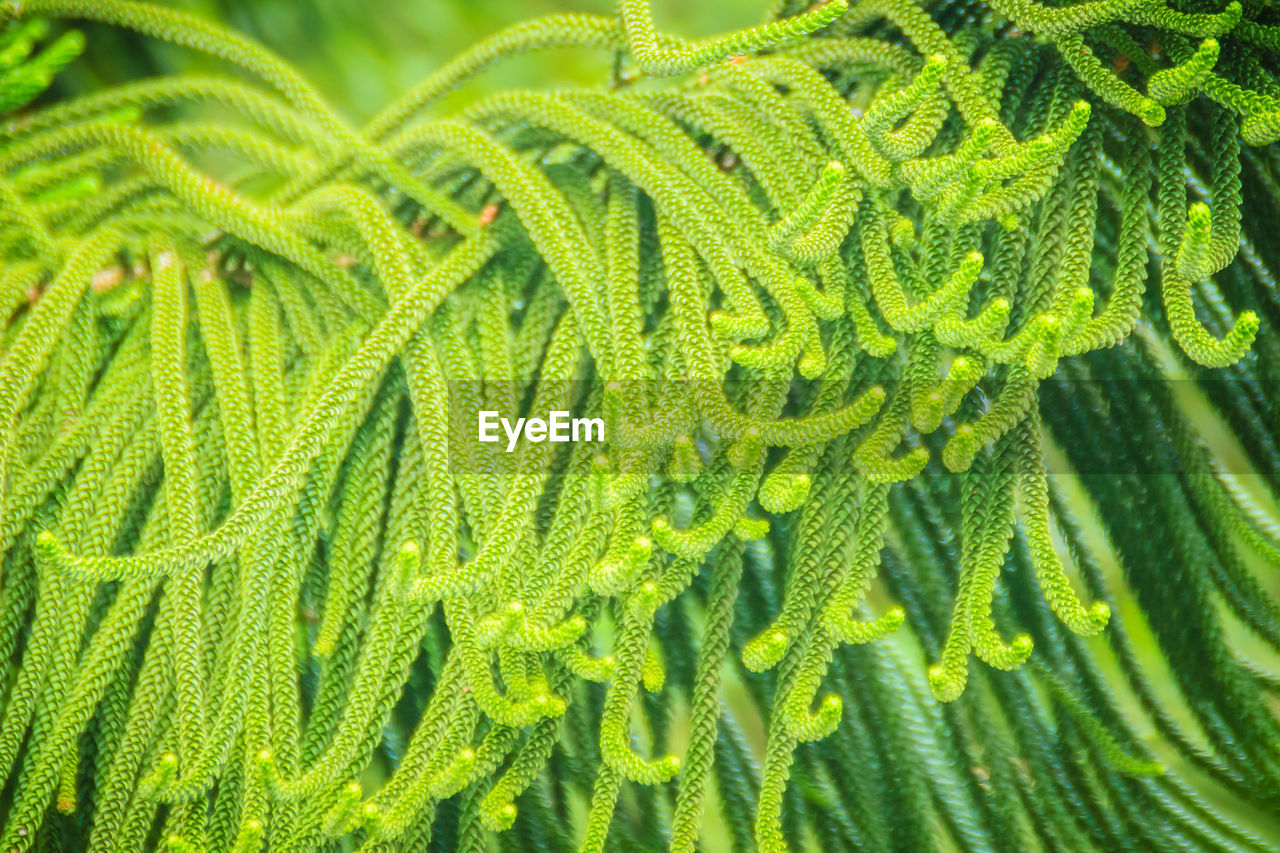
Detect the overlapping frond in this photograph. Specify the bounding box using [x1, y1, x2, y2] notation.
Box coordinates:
[0, 0, 1278, 850]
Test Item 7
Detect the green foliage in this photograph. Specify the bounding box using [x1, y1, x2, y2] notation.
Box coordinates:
[0, 0, 1278, 850]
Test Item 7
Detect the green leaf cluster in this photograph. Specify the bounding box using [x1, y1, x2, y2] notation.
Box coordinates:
[0, 0, 1278, 850]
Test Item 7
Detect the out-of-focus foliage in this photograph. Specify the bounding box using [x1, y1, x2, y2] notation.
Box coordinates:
[56, 0, 762, 119]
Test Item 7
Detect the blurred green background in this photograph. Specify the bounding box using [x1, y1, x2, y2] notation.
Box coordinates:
[57, 0, 769, 122]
